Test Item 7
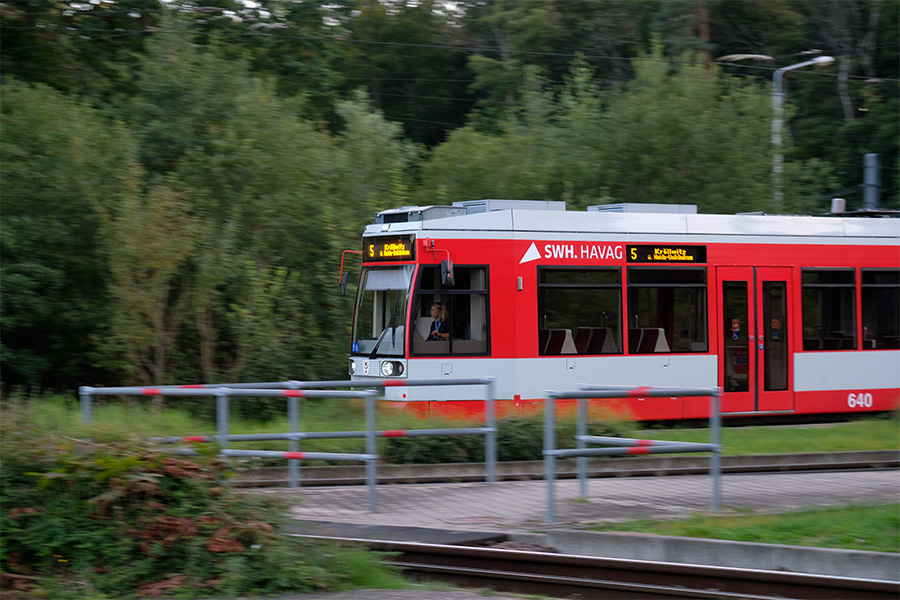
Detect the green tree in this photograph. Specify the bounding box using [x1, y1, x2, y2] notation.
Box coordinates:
[121, 16, 254, 177]
[115, 20, 420, 387]
[791, 0, 899, 209]
[706, 0, 806, 61]
[544, 59, 609, 207]
[120, 24, 343, 384]
[418, 74, 558, 205]
[334, 89, 421, 227]
[653, 0, 715, 61]
[98, 181, 199, 392]
[0, 80, 141, 390]
[460, 0, 658, 131]
[708, 0, 897, 210]
[220, 0, 350, 125]
[340, 0, 472, 146]
[0, 0, 165, 99]
[176, 82, 347, 384]
[462, 0, 562, 131]
[420, 50, 787, 214]
[600, 51, 776, 212]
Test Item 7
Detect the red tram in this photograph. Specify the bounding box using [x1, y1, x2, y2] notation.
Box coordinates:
[346, 200, 900, 420]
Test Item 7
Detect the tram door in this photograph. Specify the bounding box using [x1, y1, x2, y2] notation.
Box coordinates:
[717, 267, 793, 413]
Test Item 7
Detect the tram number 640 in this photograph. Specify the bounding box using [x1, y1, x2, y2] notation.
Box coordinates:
[847, 392, 873, 408]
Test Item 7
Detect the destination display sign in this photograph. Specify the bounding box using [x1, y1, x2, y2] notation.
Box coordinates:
[627, 245, 707, 263]
[365, 235, 416, 262]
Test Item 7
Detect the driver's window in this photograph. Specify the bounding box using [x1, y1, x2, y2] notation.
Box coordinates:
[412, 266, 489, 355]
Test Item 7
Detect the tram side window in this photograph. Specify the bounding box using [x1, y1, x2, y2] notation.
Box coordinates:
[801, 269, 856, 350]
[861, 269, 899, 349]
[411, 265, 489, 355]
[626, 268, 708, 353]
[537, 268, 622, 355]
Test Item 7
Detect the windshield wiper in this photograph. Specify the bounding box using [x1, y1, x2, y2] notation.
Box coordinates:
[369, 291, 402, 359]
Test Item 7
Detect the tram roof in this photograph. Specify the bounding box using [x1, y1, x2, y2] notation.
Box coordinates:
[367, 201, 899, 241]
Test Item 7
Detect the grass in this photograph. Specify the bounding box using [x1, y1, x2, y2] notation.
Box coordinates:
[587, 503, 900, 553]
[637, 418, 900, 454]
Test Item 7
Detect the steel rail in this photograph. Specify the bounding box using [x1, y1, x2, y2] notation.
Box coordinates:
[291, 535, 900, 600]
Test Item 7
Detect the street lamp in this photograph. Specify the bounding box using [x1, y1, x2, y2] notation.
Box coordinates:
[717, 53, 836, 211]
[771, 56, 835, 210]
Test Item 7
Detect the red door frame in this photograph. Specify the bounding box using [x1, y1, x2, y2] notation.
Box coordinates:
[716, 266, 794, 413]
[756, 266, 794, 411]
[717, 267, 756, 413]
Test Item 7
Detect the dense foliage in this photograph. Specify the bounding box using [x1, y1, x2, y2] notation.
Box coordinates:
[383, 415, 635, 463]
[1, 0, 897, 395]
[0, 403, 404, 598]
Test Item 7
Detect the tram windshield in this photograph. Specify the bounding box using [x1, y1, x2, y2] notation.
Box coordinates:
[351, 265, 413, 357]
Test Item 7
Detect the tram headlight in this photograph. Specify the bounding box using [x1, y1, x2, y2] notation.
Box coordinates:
[380, 361, 404, 377]
[348, 359, 356, 375]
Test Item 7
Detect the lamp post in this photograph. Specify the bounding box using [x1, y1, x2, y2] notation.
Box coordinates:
[717, 53, 836, 212]
[771, 56, 835, 211]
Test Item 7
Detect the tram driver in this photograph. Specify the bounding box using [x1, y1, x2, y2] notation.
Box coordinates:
[428, 302, 450, 340]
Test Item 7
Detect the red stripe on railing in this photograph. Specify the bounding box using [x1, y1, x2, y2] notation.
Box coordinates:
[381, 431, 407, 438]
[284, 452, 305, 459]
[179, 384, 206, 389]
[627, 386, 651, 398]
[142, 388, 161, 395]
[636, 439, 653, 446]
[282, 390, 305, 397]
[183, 436, 209, 443]
[381, 379, 406, 387]
[627, 447, 651, 455]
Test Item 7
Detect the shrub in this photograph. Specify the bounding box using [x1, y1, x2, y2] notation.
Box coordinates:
[383, 414, 634, 464]
[0, 404, 403, 598]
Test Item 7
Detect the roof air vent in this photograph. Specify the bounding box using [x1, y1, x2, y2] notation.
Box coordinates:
[374, 205, 466, 224]
[587, 203, 698, 214]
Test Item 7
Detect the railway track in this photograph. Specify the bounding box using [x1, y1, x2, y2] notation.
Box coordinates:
[291, 535, 900, 599]
[233, 451, 899, 487]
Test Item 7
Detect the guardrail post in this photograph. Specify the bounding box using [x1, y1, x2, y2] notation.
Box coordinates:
[485, 377, 497, 483]
[711, 387, 722, 512]
[79, 386, 93, 424]
[288, 393, 300, 489]
[577, 396, 587, 498]
[552, 385, 725, 522]
[544, 391, 557, 524]
[365, 390, 378, 513]
[216, 388, 230, 468]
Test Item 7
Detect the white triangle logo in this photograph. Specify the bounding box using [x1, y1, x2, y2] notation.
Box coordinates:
[519, 242, 541, 264]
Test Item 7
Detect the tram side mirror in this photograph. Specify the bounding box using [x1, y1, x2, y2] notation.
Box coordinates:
[340, 272, 349, 297]
[441, 259, 455, 287]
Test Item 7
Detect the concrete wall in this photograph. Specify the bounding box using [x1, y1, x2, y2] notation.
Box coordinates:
[510, 530, 900, 582]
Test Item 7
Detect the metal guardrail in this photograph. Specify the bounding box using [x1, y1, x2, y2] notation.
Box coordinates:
[78, 377, 497, 513]
[79, 385, 380, 511]
[543, 385, 722, 523]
